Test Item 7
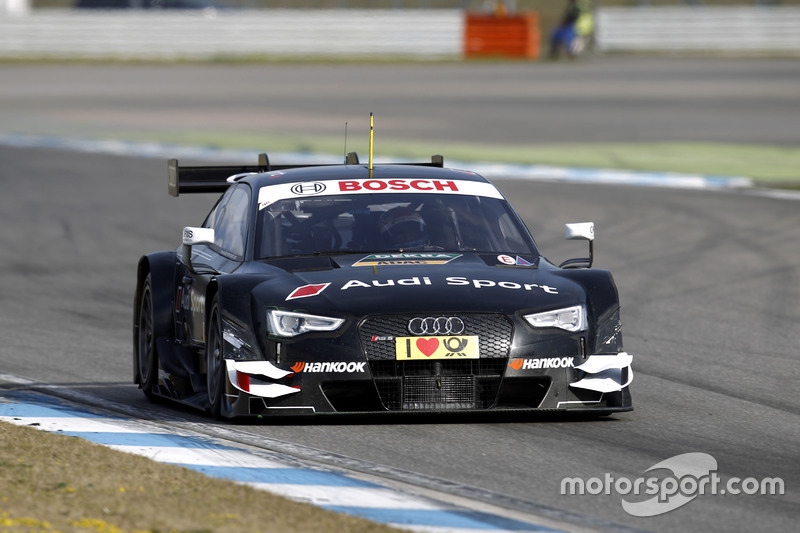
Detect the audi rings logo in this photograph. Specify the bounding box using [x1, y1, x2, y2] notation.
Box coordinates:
[407, 317, 465, 336]
[291, 182, 326, 196]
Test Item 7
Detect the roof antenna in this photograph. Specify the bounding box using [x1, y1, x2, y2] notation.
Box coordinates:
[369, 112, 374, 176]
[343, 121, 348, 163]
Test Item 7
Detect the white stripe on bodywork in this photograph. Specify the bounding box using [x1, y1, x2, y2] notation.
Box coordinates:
[571, 367, 634, 394]
[243, 383, 301, 398]
[556, 399, 603, 408]
[228, 360, 294, 380]
[574, 352, 633, 374]
[225, 359, 301, 399]
[569, 352, 634, 393]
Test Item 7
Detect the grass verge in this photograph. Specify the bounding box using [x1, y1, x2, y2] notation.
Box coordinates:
[119, 130, 800, 187]
[0, 420, 401, 533]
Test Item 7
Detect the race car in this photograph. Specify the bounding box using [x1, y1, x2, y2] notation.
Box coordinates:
[133, 152, 633, 418]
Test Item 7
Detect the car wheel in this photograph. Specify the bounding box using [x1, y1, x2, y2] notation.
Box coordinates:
[207, 299, 232, 419]
[137, 274, 159, 400]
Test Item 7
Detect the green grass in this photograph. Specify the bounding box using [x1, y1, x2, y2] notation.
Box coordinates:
[117, 130, 800, 187]
[0, 420, 402, 533]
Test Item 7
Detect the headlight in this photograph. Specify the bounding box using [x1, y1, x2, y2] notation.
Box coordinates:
[524, 305, 587, 332]
[266, 310, 345, 338]
[222, 319, 259, 360]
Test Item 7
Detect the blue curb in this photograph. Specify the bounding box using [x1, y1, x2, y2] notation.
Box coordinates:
[0, 390, 562, 533]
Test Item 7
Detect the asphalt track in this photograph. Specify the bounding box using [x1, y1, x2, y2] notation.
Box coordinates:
[1, 58, 799, 532]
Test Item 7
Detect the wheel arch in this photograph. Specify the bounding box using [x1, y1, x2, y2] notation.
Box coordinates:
[133, 252, 178, 384]
[206, 275, 265, 326]
[553, 267, 622, 353]
[204, 275, 268, 366]
[554, 268, 620, 319]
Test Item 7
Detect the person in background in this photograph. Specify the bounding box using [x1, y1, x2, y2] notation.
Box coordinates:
[549, 0, 594, 59]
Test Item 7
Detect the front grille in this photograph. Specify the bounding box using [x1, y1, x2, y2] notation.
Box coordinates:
[402, 376, 475, 410]
[359, 314, 513, 360]
[359, 314, 513, 411]
[370, 359, 507, 410]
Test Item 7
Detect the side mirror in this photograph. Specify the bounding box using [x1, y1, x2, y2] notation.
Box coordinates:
[559, 222, 594, 269]
[565, 222, 594, 242]
[182, 227, 215, 273]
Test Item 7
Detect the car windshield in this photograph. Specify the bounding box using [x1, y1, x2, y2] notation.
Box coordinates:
[255, 193, 536, 259]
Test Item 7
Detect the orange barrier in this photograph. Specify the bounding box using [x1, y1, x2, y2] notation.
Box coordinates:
[463, 11, 540, 60]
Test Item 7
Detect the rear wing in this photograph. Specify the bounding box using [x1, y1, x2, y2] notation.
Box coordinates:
[168, 152, 444, 196]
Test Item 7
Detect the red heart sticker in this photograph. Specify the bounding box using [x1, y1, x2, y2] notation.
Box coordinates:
[416, 338, 439, 357]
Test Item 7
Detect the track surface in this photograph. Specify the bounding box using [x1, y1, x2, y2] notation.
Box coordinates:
[1, 59, 799, 532]
[1, 57, 799, 145]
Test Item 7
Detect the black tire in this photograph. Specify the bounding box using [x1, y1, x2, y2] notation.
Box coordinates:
[206, 299, 232, 419]
[137, 274, 159, 401]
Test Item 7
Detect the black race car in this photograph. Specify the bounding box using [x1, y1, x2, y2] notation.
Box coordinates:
[133, 153, 633, 418]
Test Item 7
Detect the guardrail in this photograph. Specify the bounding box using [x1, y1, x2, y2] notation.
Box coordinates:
[596, 6, 800, 53]
[2, 7, 799, 60]
[0, 9, 463, 60]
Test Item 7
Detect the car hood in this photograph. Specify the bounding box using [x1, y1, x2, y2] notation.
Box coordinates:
[252, 252, 585, 316]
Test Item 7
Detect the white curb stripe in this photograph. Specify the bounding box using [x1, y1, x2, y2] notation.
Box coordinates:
[0, 391, 560, 533]
[0, 133, 755, 192]
[245, 483, 444, 510]
[108, 446, 289, 468]
[0, 415, 159, 434]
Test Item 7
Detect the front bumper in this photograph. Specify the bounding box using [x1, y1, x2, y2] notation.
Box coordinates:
[216, 310, 633, 418]
[220, 351, 633, 418]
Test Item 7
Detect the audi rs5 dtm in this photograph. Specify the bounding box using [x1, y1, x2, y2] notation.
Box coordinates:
[133, 152, 633, 418]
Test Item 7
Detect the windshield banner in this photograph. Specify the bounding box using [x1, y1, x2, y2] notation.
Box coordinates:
[258, 178, 504, 209]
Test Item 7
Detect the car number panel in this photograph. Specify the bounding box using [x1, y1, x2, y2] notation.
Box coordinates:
[395, 336, 480, 360]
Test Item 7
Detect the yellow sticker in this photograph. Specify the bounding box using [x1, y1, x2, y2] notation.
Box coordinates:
[395, 336, 480, 360]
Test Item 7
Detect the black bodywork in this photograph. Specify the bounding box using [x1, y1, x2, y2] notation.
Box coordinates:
[133, 154, 633, 418]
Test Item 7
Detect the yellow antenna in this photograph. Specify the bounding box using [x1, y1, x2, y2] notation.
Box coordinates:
[369, 112, 374, 171]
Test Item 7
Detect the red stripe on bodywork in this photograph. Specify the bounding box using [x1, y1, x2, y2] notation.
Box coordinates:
[236, 371, 250, 392]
